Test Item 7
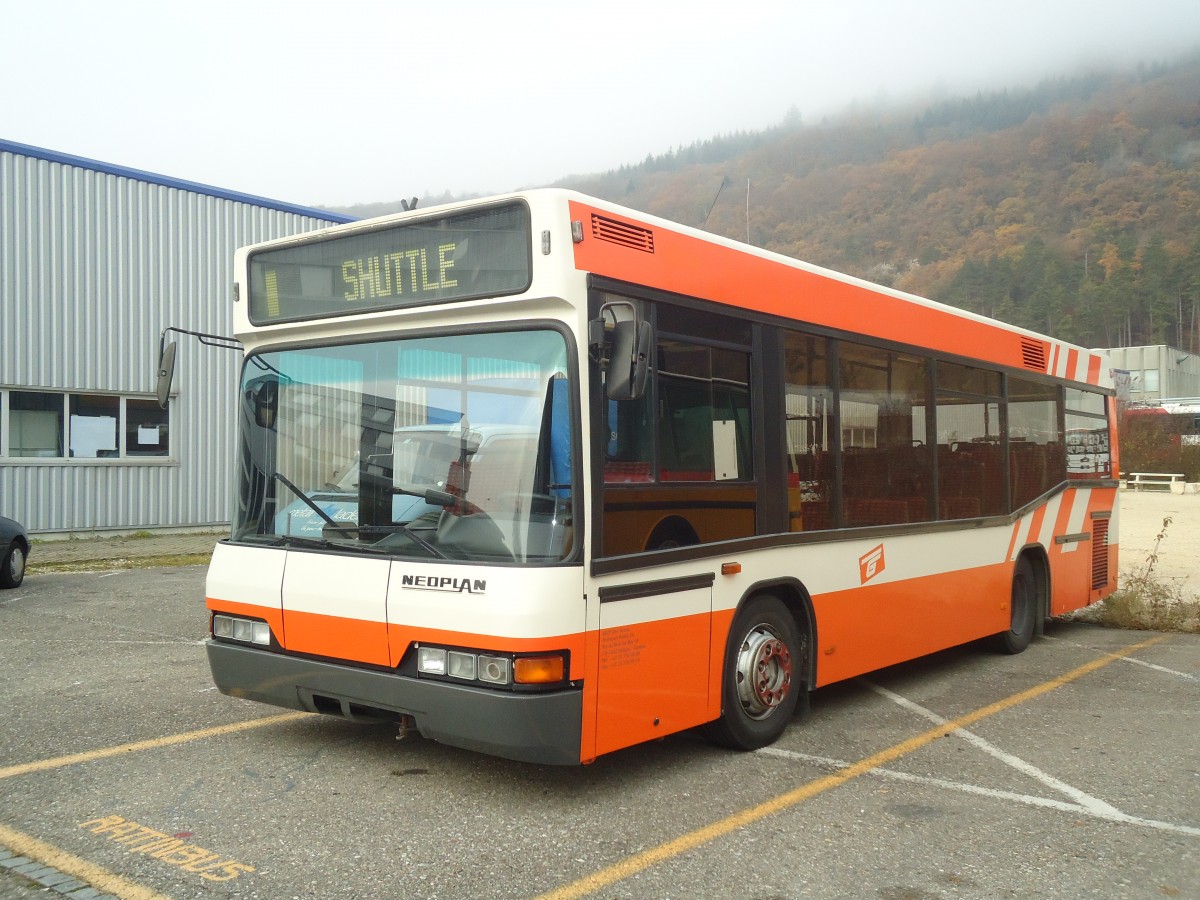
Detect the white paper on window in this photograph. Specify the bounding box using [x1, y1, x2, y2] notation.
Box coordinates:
[70, 415, 117, 457]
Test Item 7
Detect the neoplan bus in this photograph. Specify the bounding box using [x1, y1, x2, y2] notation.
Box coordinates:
[190, 190, 1119, 765]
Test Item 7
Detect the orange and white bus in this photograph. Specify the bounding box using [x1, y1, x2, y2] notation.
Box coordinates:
[196, 190, 1118, 764]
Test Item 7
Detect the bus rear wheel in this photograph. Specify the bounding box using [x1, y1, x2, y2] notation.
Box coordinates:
[707, 595, 805, 750]
[989, 556, 1038, 654]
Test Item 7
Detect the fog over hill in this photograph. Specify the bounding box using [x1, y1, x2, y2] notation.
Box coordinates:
[332, 52, 1200, 351]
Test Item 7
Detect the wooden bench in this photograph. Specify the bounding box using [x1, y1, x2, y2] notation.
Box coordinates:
[1124, 472, 1185, 491]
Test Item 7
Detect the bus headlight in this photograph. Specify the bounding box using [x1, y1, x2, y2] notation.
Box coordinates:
[447, 651, 476, 680]
[212, 614, 271, 646]
[417, 647, 447, 675]
[412, 645, 567, 689]
[477, 655, 511, 685]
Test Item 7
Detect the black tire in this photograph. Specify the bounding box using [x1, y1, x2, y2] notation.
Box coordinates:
[1, 540, 26, 589]
[989, 556, 1037, 654]
[706, 595, 806, 750]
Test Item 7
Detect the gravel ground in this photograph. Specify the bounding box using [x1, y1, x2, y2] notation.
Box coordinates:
[1119, 489, 1200, 598]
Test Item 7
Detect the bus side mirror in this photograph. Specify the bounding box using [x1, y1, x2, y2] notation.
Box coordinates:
[155, 341, 177, 409]
[154, 326, 241, 409]
[605, 318, 652, 401]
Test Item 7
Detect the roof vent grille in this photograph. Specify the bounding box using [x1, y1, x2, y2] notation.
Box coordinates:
[1021, 339, 1047, 371]
[591, 214, 655, 253]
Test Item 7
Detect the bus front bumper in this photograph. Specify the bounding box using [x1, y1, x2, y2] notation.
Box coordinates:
[206, 640, 583, 765]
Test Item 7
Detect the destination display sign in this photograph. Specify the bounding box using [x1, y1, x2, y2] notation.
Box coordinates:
[248, 202, 531, 324]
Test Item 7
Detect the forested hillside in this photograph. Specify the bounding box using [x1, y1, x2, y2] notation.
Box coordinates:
[335, 54, 1200, 351]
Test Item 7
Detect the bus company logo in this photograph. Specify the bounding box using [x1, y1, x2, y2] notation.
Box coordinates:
[401, 574, 487, 595]
[858, 544, 886, 584]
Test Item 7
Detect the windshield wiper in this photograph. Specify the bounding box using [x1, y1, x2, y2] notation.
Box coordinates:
[237, 532, 386, 555]
[358, 524, 448, 559]
[272, 472, 356, 536]
[280, 534, 387, 555]
[271, 472, 449, 559]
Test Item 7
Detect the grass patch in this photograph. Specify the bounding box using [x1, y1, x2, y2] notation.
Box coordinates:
[29, 553, 213, 574]
[1070, 516, 1200, 634]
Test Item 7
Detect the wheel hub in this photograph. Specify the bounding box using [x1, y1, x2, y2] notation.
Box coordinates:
[7, 547, 24, 582]
[735, 625, 793, 719]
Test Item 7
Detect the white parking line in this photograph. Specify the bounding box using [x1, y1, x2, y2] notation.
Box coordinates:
[1042, 635, 1199, 682]
[757, 745, 1200, 837]
[1118, 655, 1198, 681]
[862, 679, 1125, 817]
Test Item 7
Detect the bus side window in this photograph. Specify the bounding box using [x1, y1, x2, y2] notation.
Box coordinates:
[838, 342, 932, 526]
[782, 330, 834, 532]
[604, 393, 654, 482]
[600, 331, 757, 555]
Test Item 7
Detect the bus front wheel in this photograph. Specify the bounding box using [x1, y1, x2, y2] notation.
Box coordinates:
[707, 595, 805, 750]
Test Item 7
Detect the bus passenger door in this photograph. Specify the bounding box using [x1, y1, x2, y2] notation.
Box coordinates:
[592, 573, 714, 757]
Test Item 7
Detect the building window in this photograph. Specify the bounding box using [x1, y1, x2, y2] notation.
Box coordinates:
[2, 389, 170, 460]
[69, 394, 119, 457]
[125, 398, 170, 456]
[10, 391, 65, 457]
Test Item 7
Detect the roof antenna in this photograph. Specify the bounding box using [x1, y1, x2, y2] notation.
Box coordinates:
[701, 177, 730, 229]
[400, 197, 419, 211]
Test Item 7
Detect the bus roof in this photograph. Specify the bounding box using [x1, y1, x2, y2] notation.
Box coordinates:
[236, 188, 1111, 389]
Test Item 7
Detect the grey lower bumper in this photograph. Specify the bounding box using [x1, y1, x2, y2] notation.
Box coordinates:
[206, 640, 583, 765]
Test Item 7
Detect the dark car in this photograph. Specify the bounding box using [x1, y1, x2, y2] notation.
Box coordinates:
[0, 515, 30, 589]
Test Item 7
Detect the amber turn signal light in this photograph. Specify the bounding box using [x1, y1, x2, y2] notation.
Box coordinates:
[514, 654, 565, 684]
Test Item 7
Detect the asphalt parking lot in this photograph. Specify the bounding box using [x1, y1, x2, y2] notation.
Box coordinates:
[2, 565, 1197, 899]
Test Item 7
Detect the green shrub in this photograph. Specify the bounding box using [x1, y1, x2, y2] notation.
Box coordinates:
[1072, 516, 1200, 633]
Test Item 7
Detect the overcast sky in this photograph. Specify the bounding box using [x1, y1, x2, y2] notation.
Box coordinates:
[4, 0, 1198, 207]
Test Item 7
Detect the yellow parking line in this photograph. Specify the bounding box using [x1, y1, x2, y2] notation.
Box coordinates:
[536, 634, 1170, 900]
[0, 822, 171, 900]
[0, 712, 310, 781]
[1, 713, 310, 897]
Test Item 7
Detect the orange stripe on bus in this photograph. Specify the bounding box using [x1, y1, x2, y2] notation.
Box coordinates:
[580, 630, 603, 763]
[1049, 488, 1075, 545]
[207, 600, 589, 676]
[593, 612, 714, 757]
[570, 201, 1032, 373]
[1024, 504, 1048, 552]
[283, 608, 391, 667]
[1005, 521, 1022, 562]
[811, 561, 1011, 686]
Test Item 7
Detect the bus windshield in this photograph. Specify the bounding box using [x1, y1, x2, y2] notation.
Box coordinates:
[233, 329, 574, 563]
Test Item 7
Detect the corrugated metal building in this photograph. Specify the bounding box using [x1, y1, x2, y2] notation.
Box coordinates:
[1102, 345, 1200, 403]
[0, 139, 354, 535]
